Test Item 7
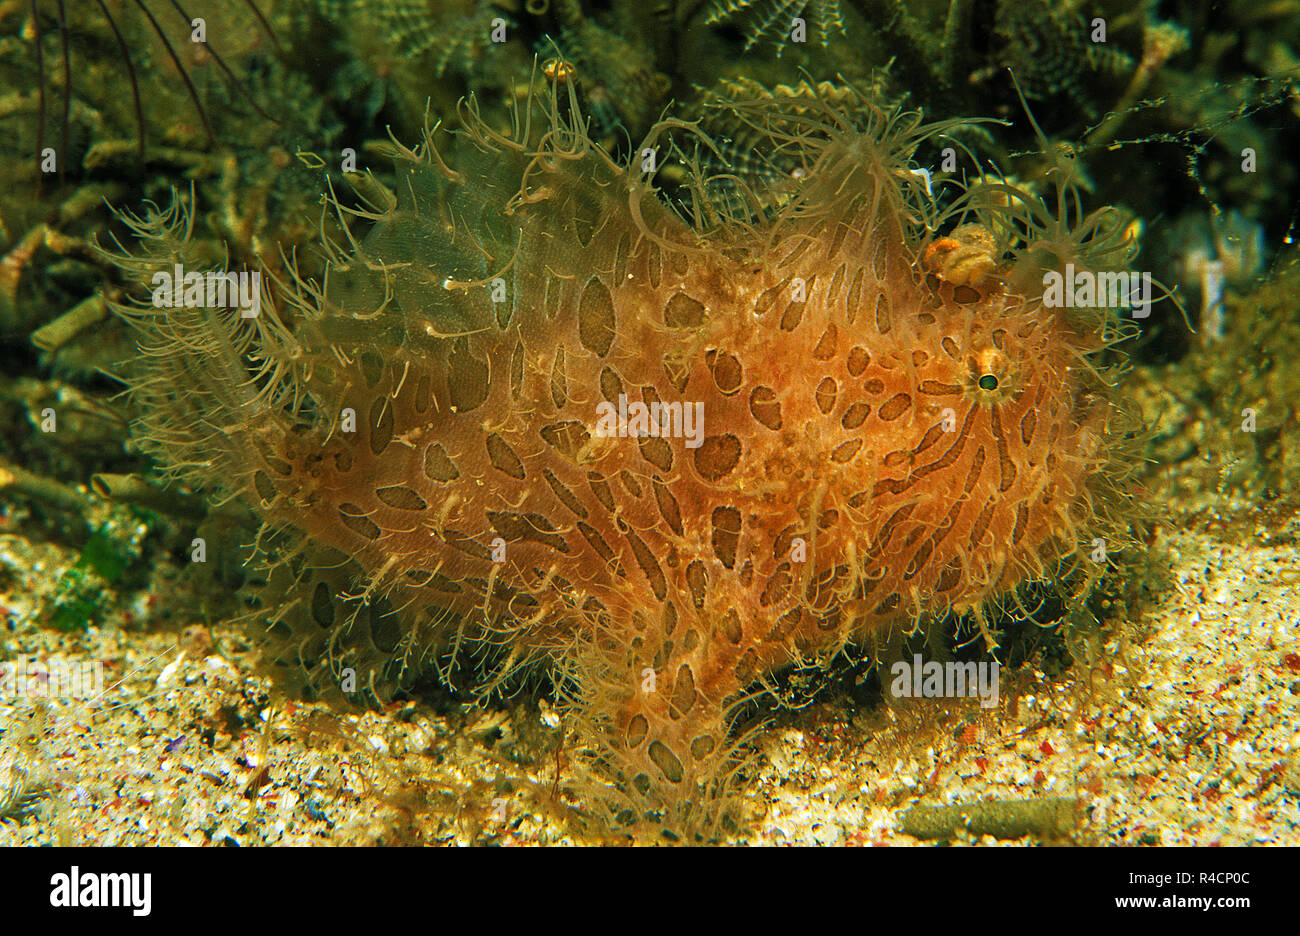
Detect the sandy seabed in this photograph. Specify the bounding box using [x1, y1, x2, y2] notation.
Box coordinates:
[1, 511, 1297, 846]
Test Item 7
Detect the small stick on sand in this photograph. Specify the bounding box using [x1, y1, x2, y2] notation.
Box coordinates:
[899, 796, 1078, 840]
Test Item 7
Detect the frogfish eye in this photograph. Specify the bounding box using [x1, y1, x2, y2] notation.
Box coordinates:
[977, 374, 999, 391]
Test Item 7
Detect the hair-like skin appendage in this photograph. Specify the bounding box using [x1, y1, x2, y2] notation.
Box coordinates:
[105, 77, 1143, 840]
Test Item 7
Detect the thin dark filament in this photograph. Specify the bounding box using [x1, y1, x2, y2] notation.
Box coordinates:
[29, 0, 46, 189]
[242, 0, 284, 57]
[57, 0, 69, 176]
[96, 0, 146, 160]
[130, 0, 214, 146]
[168, 0, 280, 125]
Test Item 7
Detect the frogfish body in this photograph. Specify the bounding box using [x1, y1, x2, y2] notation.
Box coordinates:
[110, 82, 1135, 838]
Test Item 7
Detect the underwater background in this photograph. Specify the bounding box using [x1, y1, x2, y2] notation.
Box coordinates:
[0, 0, 1297, 845]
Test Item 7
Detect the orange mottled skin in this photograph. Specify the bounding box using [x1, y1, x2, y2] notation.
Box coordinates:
[112, 83, 1128, 838]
